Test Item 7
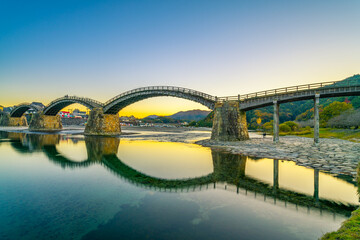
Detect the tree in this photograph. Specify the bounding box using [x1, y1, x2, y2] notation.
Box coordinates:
[279, 123, 291, 132]
[188, 121, 197, 126]
[283, 121, 299, 131]
[327, 110, 360, 129]
[350, 97, 360, 109]
[263, 120, 273, 132]
[320, 101, 353, 126]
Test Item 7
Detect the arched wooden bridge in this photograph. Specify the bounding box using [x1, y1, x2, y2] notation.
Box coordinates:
[2, 77, 360, 143]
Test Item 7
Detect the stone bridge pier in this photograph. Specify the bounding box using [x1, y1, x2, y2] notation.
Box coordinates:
[0, 113, 27, 127]
[29, 112, 62, 131]
[9, 116, 28, 126]
[28, 108, 121, 136]
[211, 101, 249, 141]
[84, 108, 121, 136]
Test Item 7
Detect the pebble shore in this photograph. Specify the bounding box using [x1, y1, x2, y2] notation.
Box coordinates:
[197, 136, 360, 178]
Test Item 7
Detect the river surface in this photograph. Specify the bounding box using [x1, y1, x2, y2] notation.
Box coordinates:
[0, 130, 358, 240]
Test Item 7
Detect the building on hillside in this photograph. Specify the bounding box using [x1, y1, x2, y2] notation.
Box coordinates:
[119, 116, 139, 126]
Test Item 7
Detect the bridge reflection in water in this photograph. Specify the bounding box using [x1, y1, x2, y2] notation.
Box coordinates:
[1, 131, 358, 218]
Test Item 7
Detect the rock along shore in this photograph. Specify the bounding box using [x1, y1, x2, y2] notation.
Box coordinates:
[196, 135, 360, 178]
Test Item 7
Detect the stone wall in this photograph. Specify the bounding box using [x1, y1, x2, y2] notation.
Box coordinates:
[0, 112, 10, 126]
[84, 108, 121, 136]
[29, 112, 62, 131]
[61, 118, 87, 126]
[211, 101, 249, 141]
[9, 116, 28, 126]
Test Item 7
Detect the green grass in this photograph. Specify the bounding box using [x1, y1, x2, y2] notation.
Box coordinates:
[321, 209, 360, 240]
[280, 128, 360, 142]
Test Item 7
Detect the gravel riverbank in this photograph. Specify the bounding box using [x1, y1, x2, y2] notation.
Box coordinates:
[197, 136, 360, 179]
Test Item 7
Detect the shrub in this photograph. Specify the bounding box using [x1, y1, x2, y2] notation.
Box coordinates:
[296, 120, 314, 128]
[279, 123, 291, 132]
[283, 121, 299, 131]
[263, 120, 273, 132]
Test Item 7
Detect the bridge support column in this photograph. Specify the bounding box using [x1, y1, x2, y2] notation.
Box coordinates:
[314, 94, 320, 145]
[84, 108, 121, 136]
[273, 100, 280, 143]
[29, 112, 62, 131]
[314, 169, 319, 205]
[9, 117, 28, 126]
[273, 159, 279, 194]
[211, 101, 249, 141]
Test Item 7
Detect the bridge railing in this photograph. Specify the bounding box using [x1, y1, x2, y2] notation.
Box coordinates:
[104, 86, 216, 105]
[217, 79, 360, 102]
[45, 96, 103, 109]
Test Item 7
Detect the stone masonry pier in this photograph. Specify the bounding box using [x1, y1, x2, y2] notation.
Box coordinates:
[211, 101, 249, 141]
[0, 113, 27, 127]
[84, 108, 121, 136]
[29, 112, 62, 131]
[9, 117, 28, 127]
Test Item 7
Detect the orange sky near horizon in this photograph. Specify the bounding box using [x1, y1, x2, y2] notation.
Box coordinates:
[40, 97, 211, 118]
[1, 74, 359, 118]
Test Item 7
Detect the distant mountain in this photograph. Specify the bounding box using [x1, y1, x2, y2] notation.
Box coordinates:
[142, 110, 211, 122]
[169, 109, 211, 121]
[144, 115, 159, 119]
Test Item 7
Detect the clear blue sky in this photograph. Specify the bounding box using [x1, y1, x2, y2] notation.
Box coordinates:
[1, 0, 359, 116]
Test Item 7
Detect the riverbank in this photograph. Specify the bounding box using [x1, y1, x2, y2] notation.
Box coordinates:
[196, 136, 359, 179]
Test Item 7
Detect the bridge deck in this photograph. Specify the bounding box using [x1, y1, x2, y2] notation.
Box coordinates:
[217, 80, 360, 111]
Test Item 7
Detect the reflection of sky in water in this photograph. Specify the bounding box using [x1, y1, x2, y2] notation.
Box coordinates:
[117, 140, 213, 179]
[246, 158, 359, 205]
[56, 139, 88, 162]
[0, 133, 358, 240]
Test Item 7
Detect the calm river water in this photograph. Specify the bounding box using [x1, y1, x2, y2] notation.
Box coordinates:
[0, 131, 358, 240]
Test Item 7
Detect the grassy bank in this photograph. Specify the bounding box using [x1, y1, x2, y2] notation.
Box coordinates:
[280, 128, 360, 142]
[321, 208, 360, 239]
[321, 163, 360, 239]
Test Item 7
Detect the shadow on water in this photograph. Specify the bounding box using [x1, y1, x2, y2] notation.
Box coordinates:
[0, 131, 358, 218]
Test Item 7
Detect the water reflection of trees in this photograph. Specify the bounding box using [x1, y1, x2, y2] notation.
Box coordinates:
[1, 131, 358, 217]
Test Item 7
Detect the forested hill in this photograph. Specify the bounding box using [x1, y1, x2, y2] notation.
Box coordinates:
[327, 74, 360, 87]
[246, 74, 360, 129]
